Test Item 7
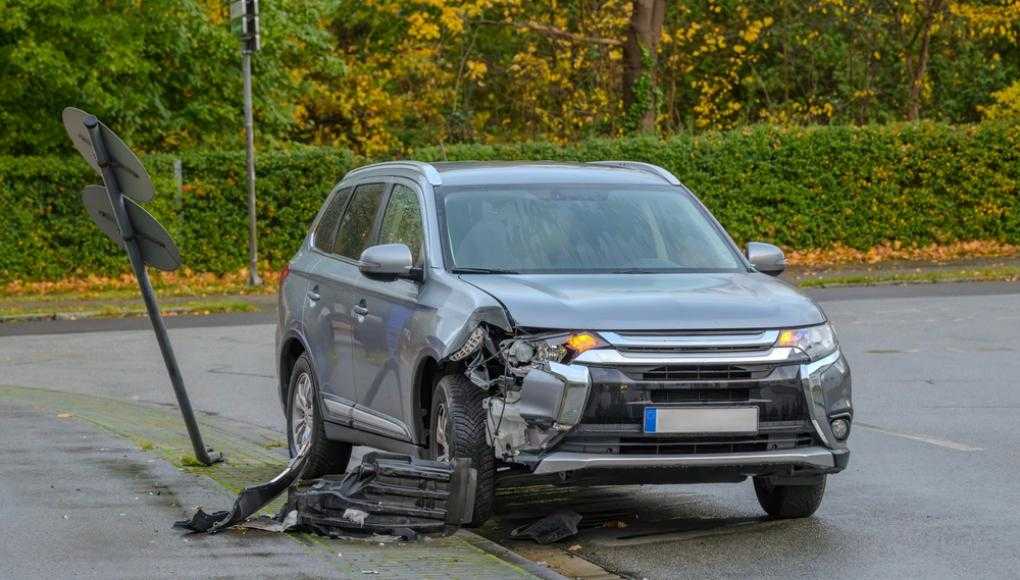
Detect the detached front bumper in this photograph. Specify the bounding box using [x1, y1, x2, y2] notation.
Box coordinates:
[498, 341, 852, 483]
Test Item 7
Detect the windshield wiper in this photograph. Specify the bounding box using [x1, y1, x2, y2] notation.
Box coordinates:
[451, 267, 520, 274]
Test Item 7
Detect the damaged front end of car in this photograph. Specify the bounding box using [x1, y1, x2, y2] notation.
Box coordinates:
[449, 327, 603, 465]
[446, 321, 852, 486]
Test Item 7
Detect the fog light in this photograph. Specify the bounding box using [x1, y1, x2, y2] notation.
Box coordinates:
[830, 418, 850, 441]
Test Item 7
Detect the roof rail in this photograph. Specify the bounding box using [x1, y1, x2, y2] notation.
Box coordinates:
[345, 160, 442, 186]
[587, 161, 682, 186]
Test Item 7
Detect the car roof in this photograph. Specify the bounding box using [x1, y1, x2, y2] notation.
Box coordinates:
[343, 160, 681, 188]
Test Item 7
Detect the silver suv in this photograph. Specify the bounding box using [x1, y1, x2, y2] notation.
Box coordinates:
[276, 161, 852, 525]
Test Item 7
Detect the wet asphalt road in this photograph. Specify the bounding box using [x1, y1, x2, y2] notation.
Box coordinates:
[2, 281, 1019, 578]
[0, 406, 342, 578]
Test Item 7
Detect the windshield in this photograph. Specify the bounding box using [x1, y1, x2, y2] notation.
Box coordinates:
[438, 184, 745, 274]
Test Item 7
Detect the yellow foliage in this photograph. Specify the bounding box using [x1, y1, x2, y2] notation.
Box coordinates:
[288, 0, 1018, 153]
[980, 81, 1020, 120]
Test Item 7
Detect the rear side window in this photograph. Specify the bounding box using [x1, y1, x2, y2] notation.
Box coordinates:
[379, 184, 425, 264]
[333, 182, 386, 259]
[312, 186, 352, 253]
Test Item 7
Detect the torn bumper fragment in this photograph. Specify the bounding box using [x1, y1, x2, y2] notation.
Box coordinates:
[285, 453, 477, 537]
[174, 452, 477, 538]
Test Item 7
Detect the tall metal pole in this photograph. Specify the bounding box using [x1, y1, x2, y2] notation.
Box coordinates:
[83, 116, 221, 466]
[242, 49, 262, 286]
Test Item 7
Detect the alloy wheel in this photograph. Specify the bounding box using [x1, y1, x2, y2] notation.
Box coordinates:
[291, 372, 315, 455]
[434, 403, 450, 463]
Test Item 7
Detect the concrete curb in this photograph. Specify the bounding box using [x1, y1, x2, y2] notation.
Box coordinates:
[457, 530, 570, 580]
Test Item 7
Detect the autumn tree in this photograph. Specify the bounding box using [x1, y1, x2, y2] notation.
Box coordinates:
[0, 0, 1017, 156]
[622, 0, 667, 133]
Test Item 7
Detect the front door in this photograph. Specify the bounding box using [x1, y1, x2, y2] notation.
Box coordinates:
[314, 181, 388, 424]
[350, 181, 426, 443]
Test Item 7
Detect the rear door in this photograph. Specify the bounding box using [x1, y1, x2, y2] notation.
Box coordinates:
[305, 182, 387, 425]
[299, 184, 350, 414]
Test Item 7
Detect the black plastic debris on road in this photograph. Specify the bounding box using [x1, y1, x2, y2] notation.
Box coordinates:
[510, 510, 583, 544]
[174, 452, 477, 540]
[285, 453, 477, 538]
[174, 449, 308, 533]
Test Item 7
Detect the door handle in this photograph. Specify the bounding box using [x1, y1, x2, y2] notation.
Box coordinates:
[307, 285, 320, 302]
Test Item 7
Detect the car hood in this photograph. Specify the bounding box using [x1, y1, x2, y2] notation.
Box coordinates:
[459, 272, 825, 331]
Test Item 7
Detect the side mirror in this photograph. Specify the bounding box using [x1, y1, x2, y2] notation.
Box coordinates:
[746, 242, 786, 276]
[359, 244, 422, 281]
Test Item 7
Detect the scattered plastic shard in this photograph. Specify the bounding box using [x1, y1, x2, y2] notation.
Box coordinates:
[173, 508, 230, 533]
[342, 509, 369, 526]
[236, 510, 299, 533]
[510, 510, 583, 544]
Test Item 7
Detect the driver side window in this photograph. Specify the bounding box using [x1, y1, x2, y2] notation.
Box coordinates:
[379, 184, 425, 264]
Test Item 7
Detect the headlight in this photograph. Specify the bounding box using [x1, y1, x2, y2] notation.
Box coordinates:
[776, 323, 837, 360]
[505, 331, 608, 365]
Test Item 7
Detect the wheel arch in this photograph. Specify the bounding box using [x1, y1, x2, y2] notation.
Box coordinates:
[278, 331, 311, 408]
[411, 351, 462, 447]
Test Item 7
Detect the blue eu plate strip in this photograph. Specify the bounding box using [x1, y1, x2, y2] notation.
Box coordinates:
[644, 407, 657, 433]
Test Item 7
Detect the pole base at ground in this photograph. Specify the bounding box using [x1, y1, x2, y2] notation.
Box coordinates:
[203, 448, 226, 465]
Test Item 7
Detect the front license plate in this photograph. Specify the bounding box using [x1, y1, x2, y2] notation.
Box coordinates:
[643, 407, 759, 434]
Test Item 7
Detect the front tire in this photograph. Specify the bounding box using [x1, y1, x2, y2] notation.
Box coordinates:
[753, 475, 827, 519]
[286, 353, 353, 479]
[428, 373, 495, 527]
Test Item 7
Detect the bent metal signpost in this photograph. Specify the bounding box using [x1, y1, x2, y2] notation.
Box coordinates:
[62, 107, 222, 466]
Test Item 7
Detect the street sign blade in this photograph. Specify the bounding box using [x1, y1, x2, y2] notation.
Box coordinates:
[230, 0, 249, 37]
[62, 107, 156, 203]
[82, 184, 123, 247]
[230, 0, 247, 20]
[82, 185, 182, 271]
[62, 108, 101, 175]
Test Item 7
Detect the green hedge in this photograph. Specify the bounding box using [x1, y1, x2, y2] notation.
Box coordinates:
[1, 122, 1017, 282]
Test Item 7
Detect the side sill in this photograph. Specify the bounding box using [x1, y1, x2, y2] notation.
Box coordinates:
[323, 420, 425, 459]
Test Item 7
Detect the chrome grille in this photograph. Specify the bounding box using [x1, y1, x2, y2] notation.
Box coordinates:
[641, 364, 754, 381]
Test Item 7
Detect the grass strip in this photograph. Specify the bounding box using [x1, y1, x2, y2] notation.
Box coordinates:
[798, 266, 1020, 288]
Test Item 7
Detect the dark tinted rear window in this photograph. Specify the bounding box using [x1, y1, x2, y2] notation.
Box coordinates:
[312, 187, 352, 253]
[333, 183, 386, 259]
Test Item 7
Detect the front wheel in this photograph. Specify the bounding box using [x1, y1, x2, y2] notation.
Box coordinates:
[753, 475, 827, 519]
[428, 373, 495, 527]
[287, 353, 353, 479]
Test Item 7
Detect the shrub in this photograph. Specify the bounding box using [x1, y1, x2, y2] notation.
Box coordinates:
[1, 122, 1016, 282]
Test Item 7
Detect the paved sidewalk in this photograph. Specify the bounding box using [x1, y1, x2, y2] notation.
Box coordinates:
[0, 386, 540, 579]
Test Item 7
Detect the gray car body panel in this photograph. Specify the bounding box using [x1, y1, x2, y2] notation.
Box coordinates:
[459, 272, 826, 331]
[277, 161, 850, 476]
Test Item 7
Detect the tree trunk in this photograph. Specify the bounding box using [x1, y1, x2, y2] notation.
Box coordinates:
[906, 0, 945, 121]
[623, 0, 666, 133]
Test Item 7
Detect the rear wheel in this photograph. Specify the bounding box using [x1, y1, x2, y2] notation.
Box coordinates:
[287, 353, 353, 479]
[753, 475, 827, 519]
[428, 373, 495, 527]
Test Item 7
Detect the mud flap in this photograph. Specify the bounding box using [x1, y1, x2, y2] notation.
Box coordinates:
[285, 453, 477, 537]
